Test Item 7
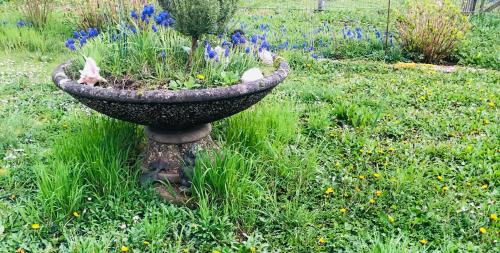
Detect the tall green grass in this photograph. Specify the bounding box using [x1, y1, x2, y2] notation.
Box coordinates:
[0, 5, 75, 54]
[36, 115, 142, 219]
[192, 98, 319, 230]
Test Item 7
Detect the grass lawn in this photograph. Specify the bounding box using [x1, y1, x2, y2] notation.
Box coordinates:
[0, 1, 499, 252]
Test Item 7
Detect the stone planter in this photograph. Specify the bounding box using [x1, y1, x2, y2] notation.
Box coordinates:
[52, 58, 289, 203]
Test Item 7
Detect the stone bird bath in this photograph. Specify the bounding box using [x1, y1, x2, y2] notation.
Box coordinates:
[52, 58, 289, 203]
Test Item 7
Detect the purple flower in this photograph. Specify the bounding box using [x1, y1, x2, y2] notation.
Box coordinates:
[73, 31, 80, 39]
[251, 35, 258, 44]
[208, 50, 216, 59]
[245, 47, 250, 54]
[88, 28, 98, 38]
[79, 36, 87, 46]
[312, 53, 318, 59]
[16, 20, 26, 27]
[128, 25, 137, 34]
[131, 10, 138, 19]
[355, 27, 362, 40]
[224, 47, 230, 57]
[152, 25, 157, 32]
[64, 38, 75, 49]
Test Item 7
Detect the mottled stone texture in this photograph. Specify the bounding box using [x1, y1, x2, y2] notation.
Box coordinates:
[52, 58, 289, 130]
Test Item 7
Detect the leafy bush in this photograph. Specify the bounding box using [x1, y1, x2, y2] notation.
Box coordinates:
[395, 0, 470, 63]
[456, 14, 500, 70]
[160, 0, 239, 66]
[19, 0, 55, 27]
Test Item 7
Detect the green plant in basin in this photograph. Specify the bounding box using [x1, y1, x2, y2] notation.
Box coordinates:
[65, 1, 274, 91]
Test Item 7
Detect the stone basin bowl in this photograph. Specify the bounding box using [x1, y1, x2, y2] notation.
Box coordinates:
[52, 59, 289, 130]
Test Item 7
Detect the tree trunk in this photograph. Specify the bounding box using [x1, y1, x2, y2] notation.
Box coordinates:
[188, 35, 198, 70]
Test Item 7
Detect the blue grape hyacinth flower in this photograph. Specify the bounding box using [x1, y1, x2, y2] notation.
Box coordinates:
[131, 10, 138, 19]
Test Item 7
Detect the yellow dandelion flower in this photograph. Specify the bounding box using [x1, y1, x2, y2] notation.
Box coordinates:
[307, 64, 312, 68]
[369, 198, 376, 204]
[367, 150, 373, 155]
[376, 191, 382, 197]
[479, 227, 487, 234]
[73, 211, 79, 218]
[483, 118, 490, 124]
[250, 246, 257, 253]
[143, 241, 150, 245]
[31, 223, 40, 230]
[340, 208, 347, 214]
[490, 213, 497, 221]
[388, 147, 396, 152]
[388, 215, 395, 223]
[442, 186, 448, 191]
[318, 237, 326, 244]
[17, 248, 26, 253]
[196, 74, 206, 80]
[373, 173, 381, 178]
[358, 175, 365, 180]
[325, 187, 334, 195]
[481, 184, 488, 190]
[419, 239, 428, 245]
[437, 176, 443, 181]
[488, 101, 495, 108]
[121, 246, 129, 252]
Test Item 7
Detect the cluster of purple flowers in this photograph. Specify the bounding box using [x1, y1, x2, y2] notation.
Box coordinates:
[64, 28, 99, 51]
[16, 20, 31, 28]
[130, 4, 175, 33]
[231, 32, 246, 45]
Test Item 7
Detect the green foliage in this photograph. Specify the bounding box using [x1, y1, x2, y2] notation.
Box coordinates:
[69, 27, 258, 89]
[0, 3, 76, 54]
[163, 0, 239, 38]
[333, 102, 381, 128]
[35, 116, 142, 219]
[456, 14, 500, 70]
[396, 0, 470, 63]
[18, 0, 55, 28]
[162, 0, 239, 66]
[72, 0, 149, 30]
[1, 1, 500, 252]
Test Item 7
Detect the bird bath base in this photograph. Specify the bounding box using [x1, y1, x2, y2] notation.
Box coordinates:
[140, 124, 214, 204]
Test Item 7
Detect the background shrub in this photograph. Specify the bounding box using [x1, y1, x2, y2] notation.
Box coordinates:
[72, 0, 150, 30]
[395, 0, 470, 63]
[18, 0, 55, 27]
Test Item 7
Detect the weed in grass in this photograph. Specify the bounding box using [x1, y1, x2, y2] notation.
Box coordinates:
[333, 102, 381, 128]
[223, 99, 299, 156]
